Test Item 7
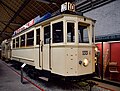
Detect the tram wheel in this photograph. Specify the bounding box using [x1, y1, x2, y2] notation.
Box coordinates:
[27, 69, 37, 79]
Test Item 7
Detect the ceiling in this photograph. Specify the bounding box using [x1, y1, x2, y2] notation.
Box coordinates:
[0, 0, 115, 43]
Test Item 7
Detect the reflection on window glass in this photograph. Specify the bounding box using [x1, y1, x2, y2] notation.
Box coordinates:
[16, 37, 19, 47]
[67, 22, 75, 42]
[13, 39, 15, 48]
[20, 34, 25, 47]
[27, 31, 34, 46]
[44, 25, 50, 44]
[36, 28, 40, 45]
[53, 21, 63, 43]
[78, 24, 89, 43]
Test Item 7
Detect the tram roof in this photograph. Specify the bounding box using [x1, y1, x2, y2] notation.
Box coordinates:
[0, 0, 113, 43]
[12, 12, 95, 38]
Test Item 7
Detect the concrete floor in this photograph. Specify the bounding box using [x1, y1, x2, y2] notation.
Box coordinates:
[95, 81, 120, 91]
[0, 60, 42, 91]
[0, 59, 120, 91]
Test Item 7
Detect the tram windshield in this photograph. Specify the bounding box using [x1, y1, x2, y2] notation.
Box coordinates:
[52, 21, 63, 43]
[92, 25, 95, 43]
[67, 22, 75, 42]
[78, 23, 89, 43]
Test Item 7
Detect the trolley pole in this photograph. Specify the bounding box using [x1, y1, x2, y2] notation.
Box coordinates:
[21, 63, 26, 84]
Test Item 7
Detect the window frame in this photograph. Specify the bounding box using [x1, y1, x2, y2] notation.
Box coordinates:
[36, 28, 40, 45]
[16, 37, 19, 48]
[12, 39, 15, 48]
[52, 21, 64, 43]
[67, 22, 75, 43]
[92, 24, 95, 44]
[44, 24, 51, 44]
[26, 30, 34, 46]
[20, 34, 25, 47]
[78, 22, 90, 44]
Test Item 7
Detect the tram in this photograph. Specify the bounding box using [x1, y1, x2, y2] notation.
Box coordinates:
[1, 2, 96, 80]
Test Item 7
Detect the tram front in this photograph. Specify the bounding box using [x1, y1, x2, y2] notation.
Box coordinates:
[64, 15, 96, 78]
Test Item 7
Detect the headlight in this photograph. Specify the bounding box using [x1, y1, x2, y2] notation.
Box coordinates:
[83, 58, 89, 67]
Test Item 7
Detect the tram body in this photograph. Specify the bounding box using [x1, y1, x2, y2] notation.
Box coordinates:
[11, 13, 95, 77]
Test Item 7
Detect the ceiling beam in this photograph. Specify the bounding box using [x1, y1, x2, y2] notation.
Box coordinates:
[0, 34, 10, 41]
[0, 20, 22, 26]
[75, 0, 88, 6]
[76, 0, 116, 13]
[0, 28, 12, 38]
[0, 32, 11, 37]
[0, 21, 15, 32]
[0, 31, 13, 34]
[0, 0, 28, 22]
[82, 0, 116, 13]
[0, 0, 31, 35]
[1, 3, 12, 18]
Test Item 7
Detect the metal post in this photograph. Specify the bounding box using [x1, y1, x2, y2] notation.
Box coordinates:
[21, 63, 26, 84]
[21, 67, 23, 84]
[110, 43, 111, 62]
[101, 42, 103, 80]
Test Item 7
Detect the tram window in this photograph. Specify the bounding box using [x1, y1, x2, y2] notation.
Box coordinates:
[44, 25, 50, 44]
[52, 21, 63, 43]
[67, 22, 75, 42]
[20, 34, 25, 47]
[27, 31, 34, 46]
[78, 24, 89, 43]
[13, 39, 15, 48]
[36, 28, 40, 45]
[92, 25, 94, 43]
[16, 37, 19, 48]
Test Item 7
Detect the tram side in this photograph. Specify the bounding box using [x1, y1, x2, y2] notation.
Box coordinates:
[11, 27, 36, 66]
[10, 14, 96, 79]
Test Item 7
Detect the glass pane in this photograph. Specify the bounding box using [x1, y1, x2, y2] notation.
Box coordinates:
[27, 31, 34, 46]
[36, 28, 40, 45]
[67, 22, 75, 42]
[44, 25, 50, 44]
[13, 39, 15, 48]
[53, 21, 63, 43]
[92, 25, 94, 43]
[96, 42, 120, 83]
[78, 24, 89, 43]
[20, 34, 25, 47]
[16, 37, 19, 47]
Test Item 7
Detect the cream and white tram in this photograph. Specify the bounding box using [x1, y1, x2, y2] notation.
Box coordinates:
[11, 2, 96, 79]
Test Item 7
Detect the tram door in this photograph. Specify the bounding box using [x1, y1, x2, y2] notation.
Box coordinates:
[42, 25, 51, 70]
[35, 28, 43, 69]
